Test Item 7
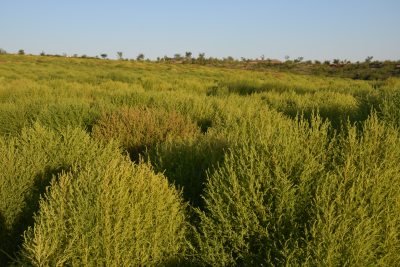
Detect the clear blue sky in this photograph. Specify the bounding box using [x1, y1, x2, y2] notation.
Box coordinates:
[1, 0, 399, 61]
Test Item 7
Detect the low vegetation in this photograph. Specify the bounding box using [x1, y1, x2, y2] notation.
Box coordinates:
[0, 53, 399, 266]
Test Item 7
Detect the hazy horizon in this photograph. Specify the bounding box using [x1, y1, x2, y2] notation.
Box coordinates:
[1, 0, 399, 61]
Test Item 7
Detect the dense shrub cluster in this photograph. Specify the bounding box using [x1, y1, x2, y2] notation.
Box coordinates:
[381, 90, 400, 129]
[16, 160, 187, 266]
[92, 107, 200, 160]
[192, 113, 332, 265]
[0, 125, 188, 266]
[192, 114, 400, 266]
[0, 125, 121, 264]
[0, 54, 399, 266]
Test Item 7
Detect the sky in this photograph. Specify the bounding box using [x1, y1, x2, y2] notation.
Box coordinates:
[1, 0, 399, 61]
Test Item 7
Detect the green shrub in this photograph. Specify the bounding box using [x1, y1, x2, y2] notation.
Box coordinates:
[1, 53, 399, 266]
[192, 115, 331, 266]
[16, 160, 187, 266]
[0, 124, 121, 264]
[260, 90, 362, 129]
[380, 90, 400, 129]
[92, 107, 200, 160]
[35, 102, 100, 131]
[0, 103, 33, 136]
[303, 115, 400, 266]
[192, 114, 400, 266]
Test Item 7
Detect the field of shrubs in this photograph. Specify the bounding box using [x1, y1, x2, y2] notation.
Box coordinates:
[1, 54, 400, 266]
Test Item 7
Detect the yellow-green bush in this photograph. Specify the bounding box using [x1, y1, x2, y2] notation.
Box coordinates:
[192, 114, 400, 266]
[302, 115, 400, 266]
[35, 101, 100, 131]
[192, 113, 331, 266]
[1, 54, 399, 266]
[260, 90, 360, 125]
[92, 107, 200, 160]
[16, 160, 187, 266]
[0, 124, 121, 264]
[0, 103, 35, 136]
[380, 89, 400, 129]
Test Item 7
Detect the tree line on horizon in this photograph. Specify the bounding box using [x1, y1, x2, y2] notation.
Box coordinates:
[2, 47, 400, 80]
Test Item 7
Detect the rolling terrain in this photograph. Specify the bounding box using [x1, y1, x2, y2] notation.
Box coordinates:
[1, 54, 400, 266]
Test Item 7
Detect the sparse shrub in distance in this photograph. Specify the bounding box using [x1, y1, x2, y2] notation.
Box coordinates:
[197, 53, 206, 64]
[136, 53, 145, 61]
[185, 51, 192, 61]
[92, 107, 200, 160]
[117, 51, 123, 60]
[174, 53, 182, 61]
[365, 56, 374, 63]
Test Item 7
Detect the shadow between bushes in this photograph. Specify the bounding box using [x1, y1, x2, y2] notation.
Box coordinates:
[145, 136, 227, 209]
[0, 166, 68, 266]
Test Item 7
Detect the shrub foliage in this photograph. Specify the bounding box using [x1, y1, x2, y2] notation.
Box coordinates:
[92, 107, 200, 160]
[16, 160, 187, 266]
[0, 54, 399, 266]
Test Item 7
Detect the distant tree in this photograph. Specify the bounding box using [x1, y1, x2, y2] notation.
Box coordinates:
[365, 56, 373, 63]
[136, 53, 145, 61]
[101, 53, 108, 59]
[284, 55, 290, 61]
[163, 55, 173, 62]
[117, 51, 123, 60]
[314, 60, 321, 65]
[343, 59, 351, 64]
[18, 49, 25, 55]
[73, 54, 78, 58]
[226, 56, 234, 61]
[174, 53, 182, 60]
[0, 48, 7, 54]
[333, 59, 340, 64]
[81, 54, 87, 58]
[323, 60, 331, 65]
[156, 57, 161, 62]
[196, 53, 206, 64]
[294, 56, 304, 63]
[185, 51, 192, 61]
[40, 51, 46, 56]
[260, 55, 265, 61]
